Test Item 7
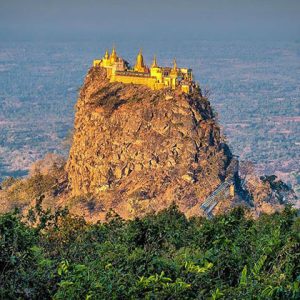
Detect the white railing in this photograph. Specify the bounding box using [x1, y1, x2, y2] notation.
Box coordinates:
[200, 178, 234, 216]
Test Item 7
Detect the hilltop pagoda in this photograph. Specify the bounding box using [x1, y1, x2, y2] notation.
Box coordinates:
[93, 47, 197, 93]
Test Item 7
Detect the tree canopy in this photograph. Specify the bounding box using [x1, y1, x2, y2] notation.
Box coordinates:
[0, 204, 299, 299]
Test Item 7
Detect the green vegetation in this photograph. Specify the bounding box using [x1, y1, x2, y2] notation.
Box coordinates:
[0, 204, 299, 299]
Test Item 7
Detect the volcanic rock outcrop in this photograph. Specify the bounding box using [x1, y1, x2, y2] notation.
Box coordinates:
[66, 67, 235, 219]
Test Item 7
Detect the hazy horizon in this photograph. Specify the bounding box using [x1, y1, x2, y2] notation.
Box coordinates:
[1, 0, 300, 41]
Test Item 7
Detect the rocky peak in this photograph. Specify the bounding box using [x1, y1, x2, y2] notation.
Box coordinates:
[66, 67, 234, 219]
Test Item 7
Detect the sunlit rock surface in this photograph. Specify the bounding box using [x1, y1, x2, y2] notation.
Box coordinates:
[66, 67, 234, 219]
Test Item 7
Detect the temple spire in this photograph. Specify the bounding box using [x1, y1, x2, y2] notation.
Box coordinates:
[134, 49, 146, 72]
[170, 58, 178, 76]
[104, 49, 109, 59]
[110, 45, 117, 62]
[173, 58, 177, 71]
[112, 44, 116, 54]
[151, 55, 158, 68]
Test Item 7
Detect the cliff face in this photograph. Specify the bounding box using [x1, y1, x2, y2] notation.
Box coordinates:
[66, 67, 233, 219]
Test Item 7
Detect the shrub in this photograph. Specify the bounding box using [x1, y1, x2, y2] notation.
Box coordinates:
[0, 205, 299, 299]
[5, 173, 57, 209]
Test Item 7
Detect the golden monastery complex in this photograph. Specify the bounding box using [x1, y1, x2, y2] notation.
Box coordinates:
[93, 47, 198, 93]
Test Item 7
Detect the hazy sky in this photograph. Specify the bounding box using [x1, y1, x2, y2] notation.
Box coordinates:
[0, 0, 300, 40]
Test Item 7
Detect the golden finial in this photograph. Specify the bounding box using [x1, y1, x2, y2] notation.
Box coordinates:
[173, 58, 177, 70]
[136, 49, 144, 64]
[151, 55, 158, 68]
[111, 44, 116, 55]
[110, 44, 117, 62]
[104, 49, 109, 59]
[134, 48, 146, 72]
[137, 48, 143, 61]
[170, 58, 178, 76]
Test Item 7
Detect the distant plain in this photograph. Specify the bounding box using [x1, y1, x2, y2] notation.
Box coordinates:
[0, 38, 299, 189]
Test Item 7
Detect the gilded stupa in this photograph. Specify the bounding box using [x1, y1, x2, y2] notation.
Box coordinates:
[93, 47, 197, 93]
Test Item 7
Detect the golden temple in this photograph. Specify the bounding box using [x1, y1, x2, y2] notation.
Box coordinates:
[93, 47, 197, 93]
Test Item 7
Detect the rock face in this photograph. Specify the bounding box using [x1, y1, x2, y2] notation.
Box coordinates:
[66, 67, 234, 219]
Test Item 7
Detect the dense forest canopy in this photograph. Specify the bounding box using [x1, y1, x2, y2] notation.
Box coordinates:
[0, 202, 299, 299]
